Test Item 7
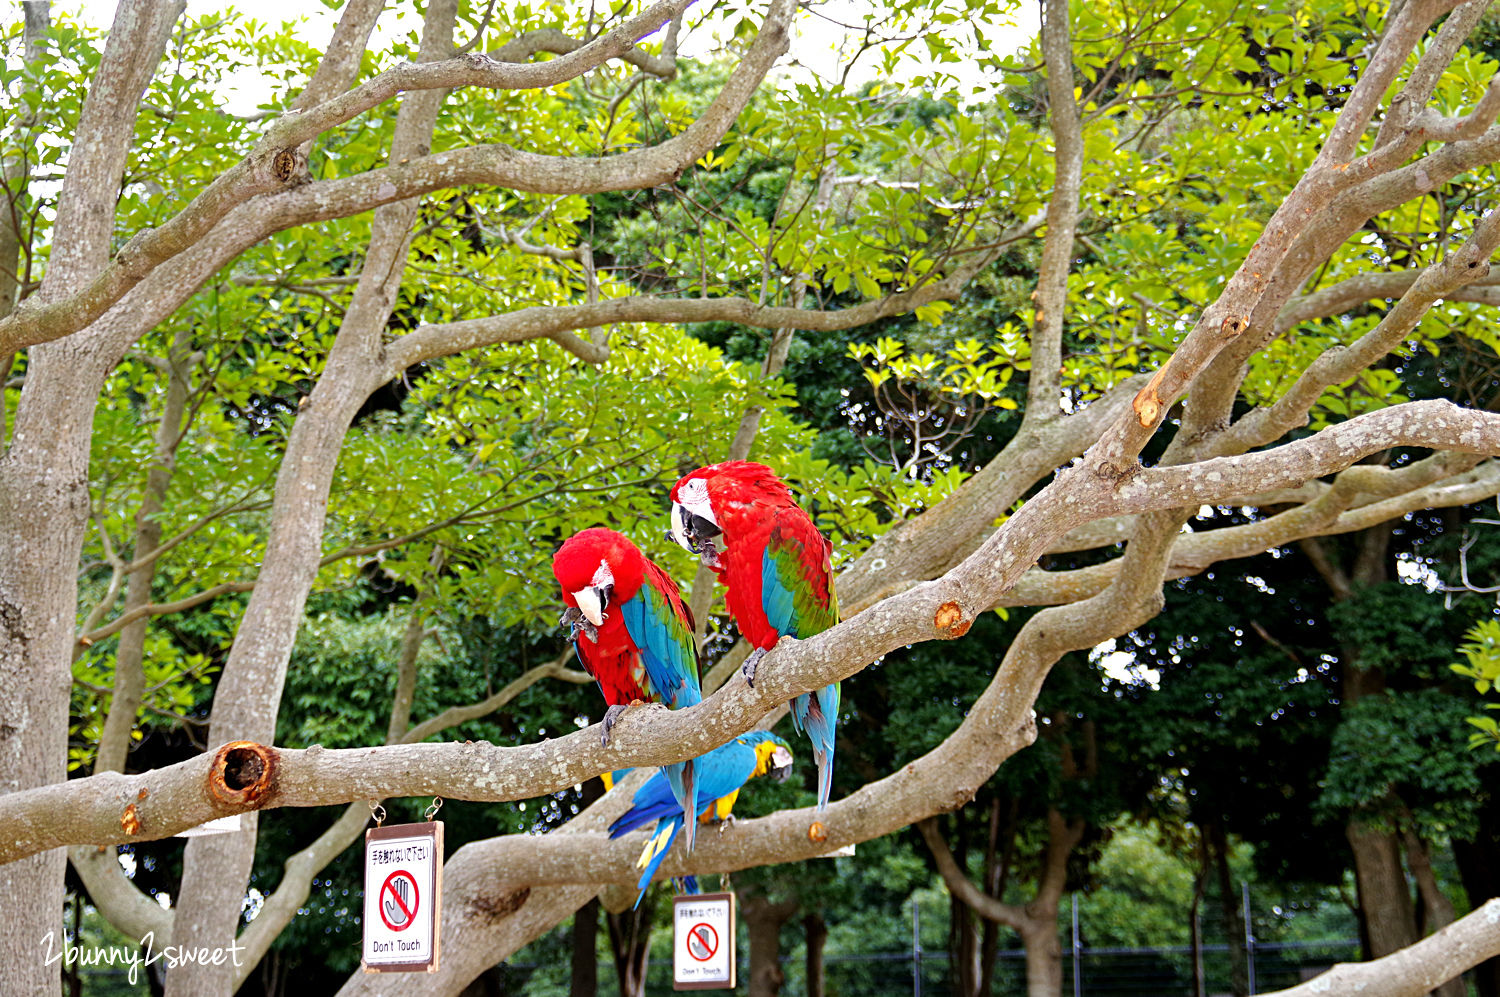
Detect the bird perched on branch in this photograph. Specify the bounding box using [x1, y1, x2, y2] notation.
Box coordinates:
[609, 730, 793, 906]
[666, 461, 842, 810]
[554, 527, 703, 848]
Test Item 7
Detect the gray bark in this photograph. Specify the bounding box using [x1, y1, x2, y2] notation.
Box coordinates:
[164, 4, 459, 993]
[0, 4, 180, 994]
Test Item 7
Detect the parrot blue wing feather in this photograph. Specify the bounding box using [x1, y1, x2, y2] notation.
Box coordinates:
[793, 684, 840, 810]
[762, 521, 841, 811]
[608, 771, 681, 838]
[760, 547, 799, 637]
[619, 571, 701, 709]
[620, 567, 704, 851]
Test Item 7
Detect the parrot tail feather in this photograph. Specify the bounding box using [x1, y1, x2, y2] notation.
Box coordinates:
[633, 816, 682, 909]
[682, 758, 697, 854]
[817, 746, 833, 812]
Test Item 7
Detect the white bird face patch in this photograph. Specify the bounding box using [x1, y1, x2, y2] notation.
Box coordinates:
[669, 479, 721, 556]
[571, 559, 617, 626]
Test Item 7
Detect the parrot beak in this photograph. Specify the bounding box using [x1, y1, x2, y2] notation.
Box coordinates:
[767, 745, 793, 781]
[669, 502, 722, 556]
[570, 585, 611, 627]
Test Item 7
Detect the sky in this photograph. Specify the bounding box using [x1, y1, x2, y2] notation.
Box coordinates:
[54, 0, 1039, 114]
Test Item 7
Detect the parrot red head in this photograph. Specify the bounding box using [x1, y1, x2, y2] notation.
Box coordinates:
[666, 461, 792, 557]
[552, 528, 647, 627]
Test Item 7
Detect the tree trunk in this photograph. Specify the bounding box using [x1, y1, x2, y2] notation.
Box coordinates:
[571, 897, 600, 997]
[951, 890, 982, 997]
[804, 912, 827, 997]
[1348, 821, 1420, 958]
[0, 5, 177, 992]
[743, 894, 797, 997]
[1404, 830, 1464, 997]
[1208, 821, 1249, 997]
[1190, 828, 1209, 997]
[1454, 817, 1500, 997]
[605, 892, 654, 997]
[163, 5, 456, 993]
[1019, 920, 1063, 997]
[977, 797, 1002, 996]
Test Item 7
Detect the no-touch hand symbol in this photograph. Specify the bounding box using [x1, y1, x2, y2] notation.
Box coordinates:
[379, 870, 420, 932]
[687, 922, 719, 961]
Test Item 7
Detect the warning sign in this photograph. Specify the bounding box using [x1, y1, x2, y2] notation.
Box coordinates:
[362, 821, 443, 973]
[673, 893, 735, 990]
[379, 870, 420, 931]
[686, 923, 717, 960]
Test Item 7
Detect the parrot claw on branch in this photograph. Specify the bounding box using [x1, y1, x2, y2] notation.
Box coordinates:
[741, 647, 767, 688]
[717, 814, 737, 835]
[558, 605, 598, 644]
[601, 703, 630, 746]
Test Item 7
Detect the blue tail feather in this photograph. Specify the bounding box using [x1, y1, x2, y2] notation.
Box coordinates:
[666, 758, 698, 853]
[633, 816, 683, 909]
[794, 681, 839, 810]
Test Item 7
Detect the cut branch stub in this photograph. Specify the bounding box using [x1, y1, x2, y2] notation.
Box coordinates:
[1133, 366, 1169, 428]
[934, 600, 971, 638]
[271, 148, 303, 183]
[209, 740, 278, 809]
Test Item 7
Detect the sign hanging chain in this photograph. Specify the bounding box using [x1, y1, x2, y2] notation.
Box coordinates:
[369, 801, 386, 828]
[424, 797, 443, 822]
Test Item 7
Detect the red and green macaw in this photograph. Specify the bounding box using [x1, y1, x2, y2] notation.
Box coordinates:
[667, 461, 842, 810]
[608, 730, 792, 906]
[553, 527, 703, 848]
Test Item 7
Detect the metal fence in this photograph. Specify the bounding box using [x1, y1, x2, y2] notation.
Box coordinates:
[491, 937, 1366, 997]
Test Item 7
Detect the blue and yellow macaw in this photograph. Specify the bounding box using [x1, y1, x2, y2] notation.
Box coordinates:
[608, 731, 793, 907]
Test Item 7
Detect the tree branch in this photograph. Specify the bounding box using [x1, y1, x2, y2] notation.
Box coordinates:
[1259, 898, 1500, 997]
[1028, 0, 1083, 421]
[0, 0, 792, 359]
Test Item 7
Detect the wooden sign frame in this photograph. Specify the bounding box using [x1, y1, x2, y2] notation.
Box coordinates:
[673, 891, 736, 990]
[361, 820, 443, 974]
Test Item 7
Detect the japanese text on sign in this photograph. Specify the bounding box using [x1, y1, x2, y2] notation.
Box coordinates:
[673, 893, 735, 990]
[362, 822, 443, 974]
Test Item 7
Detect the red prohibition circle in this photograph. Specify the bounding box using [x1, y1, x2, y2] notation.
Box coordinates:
[686, 922, 718, 961]
[379, 870, 420, 932]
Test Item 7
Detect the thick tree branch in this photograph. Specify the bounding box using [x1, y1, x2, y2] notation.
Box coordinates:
[1260, 898, 1500, 997]
[1006, 460, 1498, 607]
[1227, 209, 1500, 452]
[381, 207, 1032, 377]
[284, 0, 691, 147]
[917, 817, 1028, 929]
[164, 4, 465, 990]
[1028, 0, 1082, 421]
[1373, 0, 1491, 149]
[9, 401, 1495, 864]
[0, 0, 695, 359]
[0, 0, 792, 360]
[1119, 0, 1468, 460]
